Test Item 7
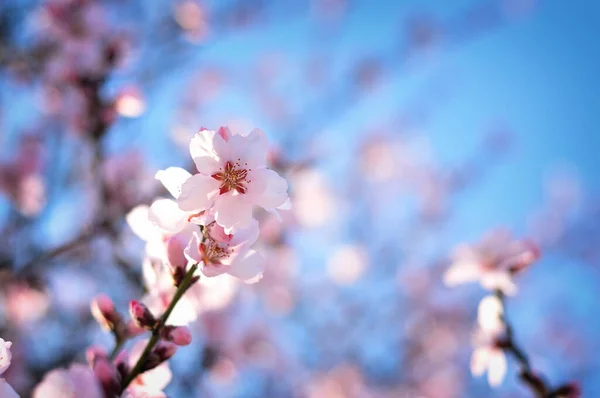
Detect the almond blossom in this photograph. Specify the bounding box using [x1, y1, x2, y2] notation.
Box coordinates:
[443, 229, 540, 295]
[0, 338, 18, 398]
[184, 219, 265, 283]
[176, 126, 289, 232]
[470, 295, 507, 387]
[33, 364, 103, 398]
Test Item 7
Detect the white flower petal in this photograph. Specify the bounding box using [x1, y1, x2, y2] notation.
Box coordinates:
[227, 249, 265, 284]
[190, 129, 217, 160]
[193, 156, 220, 175]
[126, 205, 152, 241]
[214, 194, 254, 232]
[487, 350, 507, 387]
[148, 199, 189, 233]
[177, 174, 219, 212]
[443, 262, 481, 286]
[253, 169, 289, 210]
[155, 167, 192, 199]
[470, 347, 490, 377]
[227, 128, 268, 168]
[184, 231, 203, 264]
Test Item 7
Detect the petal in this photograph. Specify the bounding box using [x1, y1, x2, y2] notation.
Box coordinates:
[177, 174, 220, 212]
[193, 156, 220, 175]
[226, 128, 268, 168]
[214, 194, 254, 232]
[184, 231, 203, 264]
[470, 347, 490, 377]
[228, 218, 260, 247]
[443, 261, 481, 286]
[481, 272, 518, 295]
[126, 205, 152, 241]
[253, 169, 288, 210]
[477, 295, 504, 333]
[189, 129, 217, 160]
[227, 249, 264, 284]
[155, 167, 192, 199]
[148, 199, 189, 233]
[487, 351, 507, 387]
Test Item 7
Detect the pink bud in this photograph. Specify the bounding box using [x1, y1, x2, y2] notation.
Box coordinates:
[161, 325, 192, 346]
[91, 294, 120, 331]
[129, 300, 157, 329]
[142, 341, 177, 372]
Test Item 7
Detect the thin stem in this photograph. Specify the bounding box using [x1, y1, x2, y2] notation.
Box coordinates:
[119, 263, 199, 394]
[494, 290, 548, 397]
[109, 336, 125, 361]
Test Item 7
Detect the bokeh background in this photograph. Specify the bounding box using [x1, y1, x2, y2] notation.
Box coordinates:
[0, 0, 599, 396]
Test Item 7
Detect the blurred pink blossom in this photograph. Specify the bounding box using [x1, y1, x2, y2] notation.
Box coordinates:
[444, 229, 540, 295]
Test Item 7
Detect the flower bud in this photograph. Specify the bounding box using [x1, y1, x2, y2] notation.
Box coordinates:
[160, 325, 192, 346]
[143, 341, 177, 372]
[91, 294, 120, 331]
[129, 300, 157, 329]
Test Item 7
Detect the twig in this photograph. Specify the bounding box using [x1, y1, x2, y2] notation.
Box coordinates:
[119, 262, 199, 394]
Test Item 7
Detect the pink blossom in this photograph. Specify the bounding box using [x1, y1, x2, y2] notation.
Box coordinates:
[33, 364, 103, 398]
[184, 220, 265, 283]
[176, 127, 289, 232]
[126, 200, 197, 275]
[0, 339, 12, 376]
[444, 229, 540, 295]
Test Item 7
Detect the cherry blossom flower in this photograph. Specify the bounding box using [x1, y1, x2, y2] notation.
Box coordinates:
[126, 200, 198, 277]
[184, 220, 265, 283]
[470, 295, 507, 387]
[0, 338, 12, 376]
[33, 364, 103, 398]
[444, 229, 540, 295]
[176, 126, 289, 232]
[0, 338, 18, 398]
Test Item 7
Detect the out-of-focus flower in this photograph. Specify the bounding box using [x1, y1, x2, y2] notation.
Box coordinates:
[185, 220, 265, 283]
[33, 364, 103, 398]
[177, 127, 289, 232]
[174, 1, 209, 43]
[0, 338, 18, 397]
[0, 339, 13, 376]
[3, 282, 50, 326]
[444, 229, 540, 295]
[471, 295, 507, 387]
[115, 86, 146, 118]
[327, 244, 368, 285]
[292, 168, 336, 227]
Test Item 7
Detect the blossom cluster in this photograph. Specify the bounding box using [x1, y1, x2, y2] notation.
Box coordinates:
[444, 229, 580, 397]
[25, 126, 289, 397]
